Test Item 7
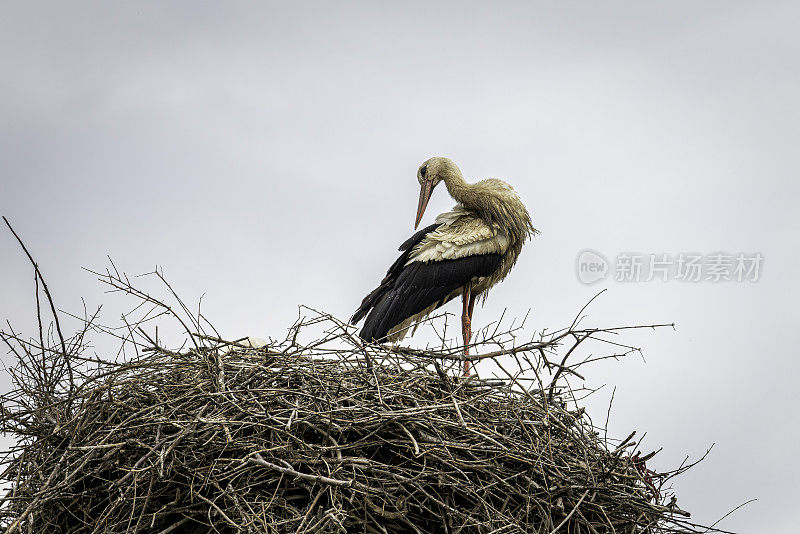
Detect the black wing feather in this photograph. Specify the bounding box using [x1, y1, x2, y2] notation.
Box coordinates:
[351, 224, 440, 325]
[352, 226, 502, 341]
[398, 224, 440, 251]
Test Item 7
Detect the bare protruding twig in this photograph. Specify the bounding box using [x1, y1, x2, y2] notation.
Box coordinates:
[3, 216, 74, 391]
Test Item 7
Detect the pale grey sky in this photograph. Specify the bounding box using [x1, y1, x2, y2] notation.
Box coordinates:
[1, 2, 798, 532]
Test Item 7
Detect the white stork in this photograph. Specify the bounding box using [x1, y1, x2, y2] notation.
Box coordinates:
[352, 157, 536, 374]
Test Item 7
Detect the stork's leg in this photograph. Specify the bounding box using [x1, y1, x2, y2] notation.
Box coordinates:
[461, 286, 472, 376]
[468, 292, 476, 322]
[466, 291, 477, 375]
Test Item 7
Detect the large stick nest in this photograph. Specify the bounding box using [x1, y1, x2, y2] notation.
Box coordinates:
[0, 267, 714, 533]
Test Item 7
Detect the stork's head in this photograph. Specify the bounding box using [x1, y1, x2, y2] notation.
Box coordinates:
[415, 157, 461, 229]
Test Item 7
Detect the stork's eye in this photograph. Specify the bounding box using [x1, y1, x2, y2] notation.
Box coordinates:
[420, 165, 427, 178]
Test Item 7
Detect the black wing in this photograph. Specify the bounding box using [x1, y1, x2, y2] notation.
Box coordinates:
[352, 224, 502, 341]
[351, 223, 440, 326]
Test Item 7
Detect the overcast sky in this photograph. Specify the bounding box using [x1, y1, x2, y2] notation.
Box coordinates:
[1, 2, 798, 532]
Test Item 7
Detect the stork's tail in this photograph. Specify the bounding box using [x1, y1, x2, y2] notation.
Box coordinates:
[351, 283, 393, 341]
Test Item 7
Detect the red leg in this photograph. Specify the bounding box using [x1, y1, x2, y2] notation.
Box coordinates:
[466, 292, 477, 375]
[462, 286, 472, 376]
[468, 292, 476, 321]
